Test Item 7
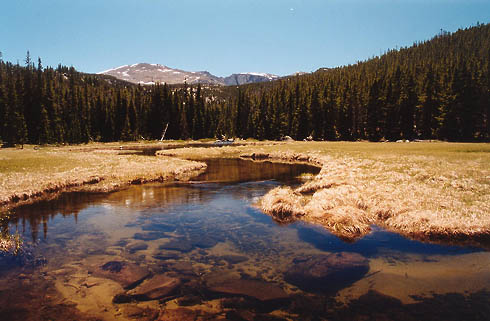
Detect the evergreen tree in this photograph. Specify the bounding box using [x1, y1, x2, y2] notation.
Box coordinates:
[399, 75, 417, 140]
[323, 82, 337, 140]
[4, 76, 28, 146]
[179, 98, 190, 140]
[0, 74, 5, 143]
[419, 67, 439, 139]
[366, 79, 382, 141]
[192, 84, 204, 139]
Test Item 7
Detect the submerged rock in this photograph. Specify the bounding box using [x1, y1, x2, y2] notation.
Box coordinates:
[220, 295, 289, 314]
[169, 261, 195, 275]
[114, 239, 130, 247]
[159, 238, 193, 252]
[218, 254, 249, 265]
[152, 251, 181, 261]
[128, 274, 181, 300]
[126, 242, 149, 254]
[157, 308, 202, 321]
[122, 306, 160, 320]
[113, 293, 133, 304]
[226, 310, 288, 321]
[284, 252, 369, 294]
[177, 295, 202, 306]
[142, 223, 176, 233]
[190, 235, 219, 249]
[203, 270, 237, 287]
[133, 231, 168, 241]
[159, 261, 196, 278]
[209, 279, 288, 301]
[225, 310, 255, 321]
[101, 261, 125, 272]
[91, 260, 150, 289]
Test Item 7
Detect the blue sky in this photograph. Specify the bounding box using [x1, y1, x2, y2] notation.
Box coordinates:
[1, 0, 488, 76]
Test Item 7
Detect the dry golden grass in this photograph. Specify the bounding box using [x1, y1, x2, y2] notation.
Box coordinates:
[260, 187, 307, 222]
[245, 142, 490, 241]
[0, 143, 206, 211]
[0, 233, 22, 255]
[0, 238, 13, 253]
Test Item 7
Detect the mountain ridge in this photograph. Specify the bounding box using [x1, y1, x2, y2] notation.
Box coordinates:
[98, 63, 282, 86]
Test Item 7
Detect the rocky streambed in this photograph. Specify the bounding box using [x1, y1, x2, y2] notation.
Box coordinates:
[1, 158, 489, 320]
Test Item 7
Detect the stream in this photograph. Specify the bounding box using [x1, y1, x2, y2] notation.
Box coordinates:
[0, 158, 489, 320]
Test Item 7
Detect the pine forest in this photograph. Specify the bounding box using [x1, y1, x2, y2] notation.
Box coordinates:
[0, 23, 489, 146]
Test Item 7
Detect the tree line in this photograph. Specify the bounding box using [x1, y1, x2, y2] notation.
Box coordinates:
[0, 23, 488, 146]
[0, 54, 219, 145]
[221, 23, 489, 142]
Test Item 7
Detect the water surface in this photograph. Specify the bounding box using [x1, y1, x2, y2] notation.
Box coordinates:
[1, 159, 489, 320]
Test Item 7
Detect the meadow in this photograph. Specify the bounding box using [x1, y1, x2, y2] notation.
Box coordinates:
[158, 141, 490, 241]
[1, 140, 489, 243]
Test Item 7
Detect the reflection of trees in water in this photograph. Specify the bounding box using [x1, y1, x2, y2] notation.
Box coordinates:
[107, 184, 214, 211]
[195, 159, 319, 184]
[4, 159, 319, 242]
[7, 193, 105, 241]
[5, 185, 213, 241]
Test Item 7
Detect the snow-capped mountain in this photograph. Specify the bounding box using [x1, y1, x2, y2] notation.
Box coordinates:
[97, 63, 222, 85]
[97, 63, 281, 86]
[223, 72, 279, 85]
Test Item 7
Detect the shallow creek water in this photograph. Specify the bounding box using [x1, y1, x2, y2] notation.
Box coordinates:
[1, 159, 489, 321]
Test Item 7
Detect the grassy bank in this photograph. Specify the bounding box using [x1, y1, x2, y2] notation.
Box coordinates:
[0, 142, 206, 212]
[1, 140, 489, 242]
[158, 141, 490, 241]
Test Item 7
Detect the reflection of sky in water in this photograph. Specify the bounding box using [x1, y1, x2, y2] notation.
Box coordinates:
[296, 224, 482, 257]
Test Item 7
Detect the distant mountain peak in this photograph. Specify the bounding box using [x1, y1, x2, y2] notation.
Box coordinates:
[98, 63, 281, 86]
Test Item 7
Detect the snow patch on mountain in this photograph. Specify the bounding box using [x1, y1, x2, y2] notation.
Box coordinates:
[242, 72, 279, 79]
[99, 63, 282, 86]
[97, 65, 129, 74]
